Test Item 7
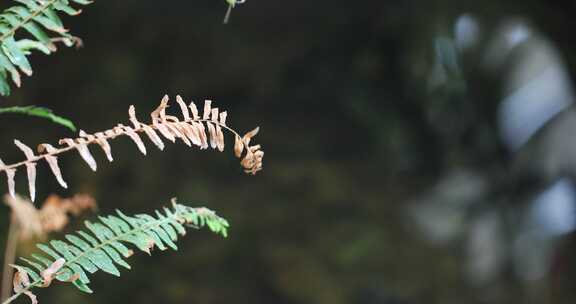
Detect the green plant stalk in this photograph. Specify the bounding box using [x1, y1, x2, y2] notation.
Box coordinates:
[223, 4, 233, 24]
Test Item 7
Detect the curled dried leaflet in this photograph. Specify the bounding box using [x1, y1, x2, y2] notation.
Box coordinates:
[11, 266, 36, 304]
[0, 95, 264, 201]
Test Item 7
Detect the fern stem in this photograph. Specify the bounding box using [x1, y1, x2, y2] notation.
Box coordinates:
[0, 117, 242, 174]
[223, 4, 233, 24]
[0, 217, 19, 302]
[0, 278, 41, 304]
[0, 0, 60, 43]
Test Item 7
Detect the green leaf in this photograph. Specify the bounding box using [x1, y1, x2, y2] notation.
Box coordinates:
[72, 278, 93, 293]
[50, 240, 77, 260]
[36, 243, 61, 260]
[108, 241, 132, 258]
[67, 262, 90, 283]
[22, 22, 56, 50]
[5, 6, 31, 20]
[99, 216, 123, 235]
[85, 249, 120, 276]
[108, 215, 132, 233]
[152, 225, 177, 250]
[2, 36, 32, 75]
[0, 51, 21, 89]
[13, 0, 41, 11]
[121, 231, 154, 253]
[77, 231, 99, 247]
[136, 214, 175, 249]
[161, 222, 178, 241]
[65, 235, 92, 251]
[55, 267, 74, 281]
[19, 257, 45, 273]
[142, 228, 167, 251]
[71, 0, 93, 5]
[1, 12, 24, 30]
[31, 253, 52, 268]
[0, 106, 77, 131]
[53, 2, 82, 16]
[102, 245, 131, 269]
[169, 219, 186, 236]
[66, 246, 98, 274]
[116, 210, 140, 229]
[85, 221, 112, 242]
[40, 7, 63, 28]
[0, 72, 10, 95]
[17, 39, 52, 54]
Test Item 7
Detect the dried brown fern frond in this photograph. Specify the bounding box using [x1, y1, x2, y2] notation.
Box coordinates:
[37, 194, 97, 234]
[4, 194, 97, 241]
[0, 95, 264, 201]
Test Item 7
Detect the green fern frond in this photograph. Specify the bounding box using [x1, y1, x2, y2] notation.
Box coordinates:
[0, 0, 93, 96]
[7, 200, 229, 303]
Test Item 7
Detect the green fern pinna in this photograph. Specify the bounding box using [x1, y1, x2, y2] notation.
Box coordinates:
[6, 200, 229, 304]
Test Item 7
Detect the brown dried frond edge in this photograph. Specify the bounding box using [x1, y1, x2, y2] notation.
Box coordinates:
[4, 193, 97, 240]
[0, 95, 264, 202]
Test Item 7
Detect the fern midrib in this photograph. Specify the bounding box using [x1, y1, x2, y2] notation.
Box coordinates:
[0, 0, 60, 43]
[0, 117, 242, 172]
[8, 210, 184, 303]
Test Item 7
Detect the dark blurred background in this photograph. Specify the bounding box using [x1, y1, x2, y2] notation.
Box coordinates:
[2, 0, 576, 303]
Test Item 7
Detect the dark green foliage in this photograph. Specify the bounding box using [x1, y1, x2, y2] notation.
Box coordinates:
[0, 105, 76, 130]
[0, 0, 93, 96]
[12, 202, 228, 298]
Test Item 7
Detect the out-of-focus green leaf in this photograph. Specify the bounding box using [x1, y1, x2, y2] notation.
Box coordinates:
[0, 72, 10, 96]
[16, 39, 52, 54]
[0, 105, 76, 131]
[2, 36, 33, 75]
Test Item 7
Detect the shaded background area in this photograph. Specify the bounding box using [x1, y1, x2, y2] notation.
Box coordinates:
[1, 0, 576, 303]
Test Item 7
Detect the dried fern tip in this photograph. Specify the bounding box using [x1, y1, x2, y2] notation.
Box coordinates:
[0, 95, 264, 201]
